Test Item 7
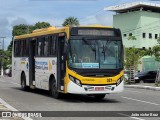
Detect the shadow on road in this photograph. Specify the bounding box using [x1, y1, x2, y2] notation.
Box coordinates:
[11, 87, 121, 103]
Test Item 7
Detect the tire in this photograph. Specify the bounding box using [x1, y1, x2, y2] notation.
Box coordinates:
[94, 94, 106, 100]
[50, 78, 61, 99]
[21, 73, 29, 91]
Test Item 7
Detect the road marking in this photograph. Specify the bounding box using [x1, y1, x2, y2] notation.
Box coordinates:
[125, 90, 142, 93]
[0, 98, 33, 120]
[118, 113, 145, 120]
[122, 96, 159, 106]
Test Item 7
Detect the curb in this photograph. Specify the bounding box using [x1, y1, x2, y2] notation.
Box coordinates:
[124, 85, 160, 91]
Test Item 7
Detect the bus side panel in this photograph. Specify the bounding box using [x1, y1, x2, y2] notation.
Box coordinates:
[12, 57, 20, 85]
[21, 57, 29, 86]
[12, 57, 30, 86]
[35, 57, 57, 90]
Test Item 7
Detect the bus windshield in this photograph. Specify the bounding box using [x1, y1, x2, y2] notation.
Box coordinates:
[68, 38, 123, 69]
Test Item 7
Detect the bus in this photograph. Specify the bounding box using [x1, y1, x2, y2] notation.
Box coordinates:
[12, 25, 124, 99]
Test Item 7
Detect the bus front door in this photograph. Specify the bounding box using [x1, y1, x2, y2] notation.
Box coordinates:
[57, 34, 66, 92]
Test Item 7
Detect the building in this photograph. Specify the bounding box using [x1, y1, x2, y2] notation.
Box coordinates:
[104, 2, 160, 71]
[104, 2, 160, 49]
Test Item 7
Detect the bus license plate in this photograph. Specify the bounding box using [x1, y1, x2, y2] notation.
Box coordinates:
[95, 87, 104, 91]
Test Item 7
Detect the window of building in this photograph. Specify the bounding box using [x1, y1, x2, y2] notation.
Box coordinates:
[129, 33, 132, 36]
[123, 34, 127, 37]
[149, 33, 152, 39]
[155, 34, 158, 39]
[142, 33, 146, 38]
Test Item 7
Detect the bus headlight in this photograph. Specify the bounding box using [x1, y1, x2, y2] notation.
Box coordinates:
[116, 77, 123, 86]
[69, 75, 82, 87]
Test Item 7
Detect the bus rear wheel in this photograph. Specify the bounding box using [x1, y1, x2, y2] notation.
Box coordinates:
[94, 94, 106, 100]
[50, 79, 61, 99]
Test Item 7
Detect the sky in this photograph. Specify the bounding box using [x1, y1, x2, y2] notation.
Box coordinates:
[0, 0, 160, 49]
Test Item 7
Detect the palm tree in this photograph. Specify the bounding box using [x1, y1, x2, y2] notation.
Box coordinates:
[62, 17, 80, 27]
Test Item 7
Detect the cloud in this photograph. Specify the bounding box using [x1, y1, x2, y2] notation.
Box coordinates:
[95, 12, 113, 26]
[11, 17, 28, 26]
[0, 17, 9, 28]
[0, 17, 12, 49]
[80, 12, 113, 26]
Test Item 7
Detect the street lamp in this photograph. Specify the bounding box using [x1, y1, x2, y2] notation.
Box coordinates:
[0, 37, 6, 76]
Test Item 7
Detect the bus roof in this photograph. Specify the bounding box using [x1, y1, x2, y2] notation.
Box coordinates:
[15, 25, 113, 40]
[15, 26, 70, 40]
[80, 24, 112, 28]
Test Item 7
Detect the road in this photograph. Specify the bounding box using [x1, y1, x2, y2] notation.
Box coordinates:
[0, 77, 160, 120]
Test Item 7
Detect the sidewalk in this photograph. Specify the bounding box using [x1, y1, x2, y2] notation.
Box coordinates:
[0, 98, 24, 120]
[124, 83, 160, 91]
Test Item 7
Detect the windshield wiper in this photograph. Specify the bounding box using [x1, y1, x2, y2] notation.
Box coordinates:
[82, 38, 96, 60]
[82, 38, 96, 51]
[102, 40, 110, 60]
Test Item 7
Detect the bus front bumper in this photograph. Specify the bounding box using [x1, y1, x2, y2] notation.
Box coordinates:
[67, 80, 124, 94]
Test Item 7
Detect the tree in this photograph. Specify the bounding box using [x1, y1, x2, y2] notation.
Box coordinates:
[12, 24, 34, 36]
[125, 47, 145, 70]
[4, 21, 51, 69]
[128, 36, 137, 41]
[152, 37, 160, 62]
[9, 21, 51, 52]
[125, 36, 148, 70]
[62, 16, 79, 27]
[34, 22, 51, 29]
[12, 22, 51, 36]
[7, 40, 13, 51]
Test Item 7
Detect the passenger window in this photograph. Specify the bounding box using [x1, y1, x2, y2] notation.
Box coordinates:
[49, 35, 56, 56]
[44, 37, 49, 56]
[37, 39, 43, 56]
[14, 41, 20, 56]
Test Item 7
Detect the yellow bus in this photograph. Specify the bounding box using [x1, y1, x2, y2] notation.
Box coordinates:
[12, 25, 124, 100]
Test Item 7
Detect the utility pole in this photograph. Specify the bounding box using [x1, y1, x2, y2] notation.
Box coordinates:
[0, 37, 6, 76]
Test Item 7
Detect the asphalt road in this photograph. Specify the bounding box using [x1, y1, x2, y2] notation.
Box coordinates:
[0, 77, 160, 120]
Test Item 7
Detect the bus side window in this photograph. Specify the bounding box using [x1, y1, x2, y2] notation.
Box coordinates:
[21, 40, 26, 57]
[37, 38, 43, 57]
[44, 36, 49, 57]
[14, 41, 18, 56]
[25, 39, 29, 56]
[38, 42, 41, 56]
[14, 41, 21, 57]
[49, 35, 56, 56]
[23, 39, 28, 57]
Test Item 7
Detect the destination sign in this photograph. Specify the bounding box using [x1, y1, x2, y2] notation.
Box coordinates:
[78, 29, 115, 36]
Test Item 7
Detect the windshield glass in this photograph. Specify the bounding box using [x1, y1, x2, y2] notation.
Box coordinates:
[68, 39, 123, 69]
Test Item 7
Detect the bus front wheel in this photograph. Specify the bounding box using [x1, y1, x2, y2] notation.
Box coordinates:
[50, 79, 61, 99]
[94, 94, 106, 100]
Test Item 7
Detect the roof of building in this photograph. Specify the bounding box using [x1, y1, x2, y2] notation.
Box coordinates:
[104, 2, 160, 13]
